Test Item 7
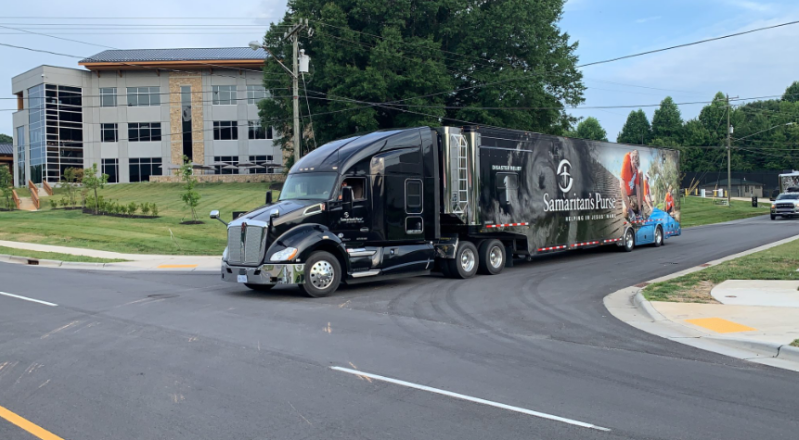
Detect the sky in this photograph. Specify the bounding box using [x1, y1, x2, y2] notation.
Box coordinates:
[2, 0, 799, 141]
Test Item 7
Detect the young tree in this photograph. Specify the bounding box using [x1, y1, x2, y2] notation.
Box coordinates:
[179, 156, 201, 222]
[83, 163, 109, 214]
[0, 166, 13, 210]
[61, 167, 82, 207]
[567, 117, 608, 141]
[258, 0, 586, 157]
[651, 97, 684, 145]
[617, 110, 652, 145]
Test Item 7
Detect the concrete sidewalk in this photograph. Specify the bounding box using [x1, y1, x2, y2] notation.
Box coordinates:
[0, 240, 219, 272]
[605, 234, 799, 372]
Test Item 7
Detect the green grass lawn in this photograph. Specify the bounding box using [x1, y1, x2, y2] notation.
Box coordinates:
[643, 238, 799, 303]
[0, 182, 278, 255]
[0, 245, 127, 263]
[679, 196, 770, 228]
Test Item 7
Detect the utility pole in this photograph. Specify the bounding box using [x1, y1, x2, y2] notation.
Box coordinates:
[284, 19, 309, 166]
[727, 94, 731, 207]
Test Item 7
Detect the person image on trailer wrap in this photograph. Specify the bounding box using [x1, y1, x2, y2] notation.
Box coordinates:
[619, 150, 651, 221]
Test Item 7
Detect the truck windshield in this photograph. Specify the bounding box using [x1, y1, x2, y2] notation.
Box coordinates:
[777, 194, 799, 200]
[279, 172, 337, 201]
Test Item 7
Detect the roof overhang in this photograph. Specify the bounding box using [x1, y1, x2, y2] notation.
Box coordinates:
[79, 59, 264, 71]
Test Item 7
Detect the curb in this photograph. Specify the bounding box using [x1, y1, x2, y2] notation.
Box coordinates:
[778, 345, 799, 363]
[632, 292, 666, 322]
[605, 233, 799, 371]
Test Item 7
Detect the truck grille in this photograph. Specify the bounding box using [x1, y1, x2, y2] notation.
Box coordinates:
[227, 224, 267, 265]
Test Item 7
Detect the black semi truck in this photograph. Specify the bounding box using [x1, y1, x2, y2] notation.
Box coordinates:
[211, 126, 682, 297]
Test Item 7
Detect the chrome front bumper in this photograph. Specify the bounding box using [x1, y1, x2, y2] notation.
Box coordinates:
[221, 261, 306, 285]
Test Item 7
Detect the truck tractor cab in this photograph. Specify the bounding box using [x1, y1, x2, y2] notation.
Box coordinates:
[214, 128, 438, 297]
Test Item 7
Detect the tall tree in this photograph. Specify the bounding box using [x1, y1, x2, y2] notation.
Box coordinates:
[651, 96, 683, 145]
[782, 81, 799, 103]
[568, 117, 608, 141]
[259, 0, 585, 168]
[617, 109, 651, 145]
[0, 134, 12, 143]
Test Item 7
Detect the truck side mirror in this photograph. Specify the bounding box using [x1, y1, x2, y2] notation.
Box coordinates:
[266, 191, 273, 205]
[210, 210, 227, 226]
[341, 186, 354, 210]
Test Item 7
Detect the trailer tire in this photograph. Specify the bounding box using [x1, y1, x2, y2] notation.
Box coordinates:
[245, 284, 274, 291]
[621, 228, 635, 252]
[299, 251, 341, 298]
[478, 240, 505, 275]
[447, 241, 479, 279]
[654, 226, 664, 247]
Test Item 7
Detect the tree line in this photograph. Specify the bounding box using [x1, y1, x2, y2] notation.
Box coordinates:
[573, 82, 799, 172]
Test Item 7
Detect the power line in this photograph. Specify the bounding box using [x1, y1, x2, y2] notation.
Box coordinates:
[578, 19, 799, 68]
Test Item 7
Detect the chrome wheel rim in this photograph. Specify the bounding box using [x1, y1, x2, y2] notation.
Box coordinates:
[309, 260, 335, 290]
[656, 228, 662, 244]
[489, 246, 503, 269]
[461, 248, 476, 273]
[626, 231, 634, 249]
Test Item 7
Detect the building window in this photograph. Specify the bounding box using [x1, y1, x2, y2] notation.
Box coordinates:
[248, 155, 277, 174]
[16, 126, 25, 187]
[101, 123, 118, 142]
[128, 123, 162, 142]
[405, 179, 423, 214]
[102, 158, 119, 183]
[212, 85, 236, 105]
[248, 120, 273, 140]
[126, 87, 160, 107]
[213, 156, 239, 175]
[247, 85, 267, 104]
[213, 121, 238, 140]
[129, 157, 162, 183]
[100, 88, 117, 107]
[29, 84, 84, 184]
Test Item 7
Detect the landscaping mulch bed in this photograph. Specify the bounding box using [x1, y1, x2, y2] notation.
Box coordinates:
[81, 208, 159, 219]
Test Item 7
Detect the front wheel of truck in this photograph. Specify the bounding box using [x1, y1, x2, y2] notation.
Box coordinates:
[299, 251, 341, 298]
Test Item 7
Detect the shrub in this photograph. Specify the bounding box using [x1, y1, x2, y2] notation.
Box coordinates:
[128, 202, 138, 216]
[151, 203, 159, 217]
[59, 198, 69, 208]
[140, 203, 151, 216]
[49, 199, 58, 209]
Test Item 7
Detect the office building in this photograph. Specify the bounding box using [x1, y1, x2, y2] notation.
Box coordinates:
[11, 47, 282, 186]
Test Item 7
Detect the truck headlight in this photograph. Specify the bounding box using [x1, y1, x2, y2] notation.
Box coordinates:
[771, 204, 776, 209]
[270, 247, 298, 262]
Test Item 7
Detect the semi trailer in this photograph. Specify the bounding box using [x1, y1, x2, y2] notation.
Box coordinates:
[211, 126, 682, 297]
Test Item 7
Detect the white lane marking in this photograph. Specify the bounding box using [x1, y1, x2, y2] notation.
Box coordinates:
[0, 292, 57, 307]
[331, 366, 610, 432]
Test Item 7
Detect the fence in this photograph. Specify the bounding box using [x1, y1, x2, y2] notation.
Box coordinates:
[27, 180, 39, 210]
[681, 170, 787, 192]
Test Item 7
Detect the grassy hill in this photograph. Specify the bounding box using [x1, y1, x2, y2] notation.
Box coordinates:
[0, 182, 277, 255]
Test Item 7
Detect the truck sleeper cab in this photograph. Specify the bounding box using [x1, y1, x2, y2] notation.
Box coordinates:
[213, 126, 682, 297]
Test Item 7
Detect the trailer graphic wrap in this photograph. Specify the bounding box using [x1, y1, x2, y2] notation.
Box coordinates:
[475, 128, 681, 253]
[779, 172, 799, 192]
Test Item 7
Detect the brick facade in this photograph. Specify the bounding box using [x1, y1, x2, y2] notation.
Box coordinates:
[168, 72, 205, 169]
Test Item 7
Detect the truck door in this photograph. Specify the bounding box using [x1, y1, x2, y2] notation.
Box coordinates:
[330, 177, 370, 244]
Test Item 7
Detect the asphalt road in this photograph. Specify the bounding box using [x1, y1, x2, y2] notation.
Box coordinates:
[1, 215, 798, 440]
